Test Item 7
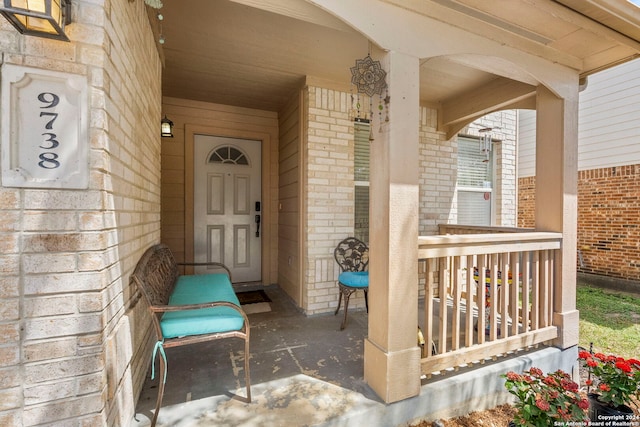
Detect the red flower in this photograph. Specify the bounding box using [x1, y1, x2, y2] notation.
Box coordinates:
[502, 367, 589, 425]
[506, 371, 521, 381]
[585, 379, 593, 386]
[561, 378, 579, 392]
[536, 399, 551, 411]
[579, 350, 640, 409]
[578, 350, 591, 359]
[578, 399, 589, 410]
[530, 367, 543, 377]
[628, 358, 640, 367]
[615, 361, 632, 373]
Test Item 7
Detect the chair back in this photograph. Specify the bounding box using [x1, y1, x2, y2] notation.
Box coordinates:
[334, 237, 369, 272]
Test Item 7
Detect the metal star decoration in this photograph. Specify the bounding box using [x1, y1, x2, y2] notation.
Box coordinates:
[350, 55, 387, 97]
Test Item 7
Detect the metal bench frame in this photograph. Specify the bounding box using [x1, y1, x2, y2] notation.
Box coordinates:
[131, 243, 251, 426]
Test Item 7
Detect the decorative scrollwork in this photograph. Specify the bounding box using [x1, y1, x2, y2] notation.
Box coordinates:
[350, 54, 387, 97]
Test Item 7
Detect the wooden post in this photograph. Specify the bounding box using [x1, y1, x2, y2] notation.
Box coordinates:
[535, 85, 580, 348]
[364, 50, 421, 403]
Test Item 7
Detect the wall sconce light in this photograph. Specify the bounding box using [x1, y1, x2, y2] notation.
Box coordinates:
[161, 115, 174, 138]
[0, 0, 72, 41]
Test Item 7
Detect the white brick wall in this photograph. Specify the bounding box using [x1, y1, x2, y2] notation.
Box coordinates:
[0, 1, 162, 426]
[303, 96, 517, 313]
[304, 86, 357, 314]
[419, 106, 457, 234]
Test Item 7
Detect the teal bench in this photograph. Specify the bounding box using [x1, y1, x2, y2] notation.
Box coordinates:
[131, 244, 251, 427]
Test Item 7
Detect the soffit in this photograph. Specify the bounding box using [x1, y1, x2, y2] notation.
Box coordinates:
[159, 0, 640, 112]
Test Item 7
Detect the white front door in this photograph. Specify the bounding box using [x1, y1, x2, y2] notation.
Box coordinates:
[193, 135, 262, 283]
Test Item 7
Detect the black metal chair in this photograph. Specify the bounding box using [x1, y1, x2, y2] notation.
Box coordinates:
[333, 237, 369, 330]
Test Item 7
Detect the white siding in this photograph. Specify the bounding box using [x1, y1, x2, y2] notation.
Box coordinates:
[518, 109, 537, 177]
[518, 58, 640, 176]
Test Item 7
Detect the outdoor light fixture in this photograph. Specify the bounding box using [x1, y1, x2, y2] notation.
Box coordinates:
[161, 115, 174, 138]
[0, 0, 72, 41]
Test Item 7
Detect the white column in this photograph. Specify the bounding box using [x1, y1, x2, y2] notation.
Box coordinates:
[363, 50, 421, 403]
[535, 85, 580, 348]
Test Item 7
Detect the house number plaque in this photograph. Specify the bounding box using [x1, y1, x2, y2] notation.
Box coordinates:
[1, 64, 88, 189]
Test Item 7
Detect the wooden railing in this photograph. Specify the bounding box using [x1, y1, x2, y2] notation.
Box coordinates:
[438, 224, 534, 235]
[418, 232, 561, 375]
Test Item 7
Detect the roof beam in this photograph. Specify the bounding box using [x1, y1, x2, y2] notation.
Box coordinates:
[440, 77, 537, 139]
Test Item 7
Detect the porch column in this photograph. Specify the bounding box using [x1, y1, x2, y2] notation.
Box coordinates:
[534, 85, 580, 348]
[364, 50, 421, 403]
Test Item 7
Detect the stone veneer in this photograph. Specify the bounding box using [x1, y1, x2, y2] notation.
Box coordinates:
[0, 1, 161, 425]
[519, 166, 640, 283]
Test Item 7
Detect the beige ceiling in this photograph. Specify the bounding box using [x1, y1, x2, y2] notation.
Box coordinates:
[158, 0, 640, 113]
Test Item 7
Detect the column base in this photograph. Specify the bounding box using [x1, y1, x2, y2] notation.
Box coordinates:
[364, 338, 421, 403]
[553, 309, 579, 349]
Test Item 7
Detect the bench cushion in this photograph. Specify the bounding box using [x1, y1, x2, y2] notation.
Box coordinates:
[338, 271, 369, 288]
[160, 274, 244, 339]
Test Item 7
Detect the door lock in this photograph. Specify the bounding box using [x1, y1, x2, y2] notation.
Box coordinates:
[255, 214, 261, 237]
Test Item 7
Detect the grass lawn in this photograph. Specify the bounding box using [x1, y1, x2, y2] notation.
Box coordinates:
[577, 285, 640, 359]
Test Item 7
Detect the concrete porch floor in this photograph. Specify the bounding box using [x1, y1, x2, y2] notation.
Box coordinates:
[130, 284, 577, 427]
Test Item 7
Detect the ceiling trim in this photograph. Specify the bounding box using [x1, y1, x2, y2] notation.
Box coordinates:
[226, 0, 356, 32]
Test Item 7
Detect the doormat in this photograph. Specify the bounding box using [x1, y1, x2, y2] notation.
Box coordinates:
[236, 290, 272, 305]
[236, 290, 272, 314]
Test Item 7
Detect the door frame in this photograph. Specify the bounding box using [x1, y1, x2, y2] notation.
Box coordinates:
[185, 124, 273, 283]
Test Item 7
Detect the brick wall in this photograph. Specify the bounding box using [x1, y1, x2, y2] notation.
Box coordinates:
[304, 86, 357, 314]
[0, 1, 162, 425]
[302, 97, 518, 313]
[418, 106, 455, 234]
[518, 176, 536, 228]
[518, 165, 640, 281]
[578, 165, 640, 280]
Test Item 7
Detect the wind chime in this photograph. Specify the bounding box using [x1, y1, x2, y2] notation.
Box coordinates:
[478, 127, 493, 163]
[349, 52, 389, 140]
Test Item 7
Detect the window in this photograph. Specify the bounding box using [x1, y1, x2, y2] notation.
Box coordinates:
[354, 121, 370, 243]
[208, 145, 249, 165]
[456, 136, 493, 225]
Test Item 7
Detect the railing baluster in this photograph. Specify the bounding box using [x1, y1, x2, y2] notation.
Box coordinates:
[418, 231, 562, 376]
[452, 256, 461, 351]
[540, 250, 550, 328]
[509, 251, 519, 337]
[499, 252, 510, 339]
[425, 258, 435, 357]
[465, 254, 475, 348]
[522, 251, 530, 333]
[489, 254, 499, 341]
[477, 254, 486, 344]
[531, 251, 540, 330]
[438, 257, 448, 353]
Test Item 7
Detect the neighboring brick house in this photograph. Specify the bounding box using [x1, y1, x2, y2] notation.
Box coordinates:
[518, 58, 640, 287]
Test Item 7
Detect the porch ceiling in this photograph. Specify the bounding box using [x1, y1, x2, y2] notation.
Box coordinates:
[158, 0, 640, 112]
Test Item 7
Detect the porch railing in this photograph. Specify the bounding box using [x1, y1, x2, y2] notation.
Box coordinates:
[417, 232, 561, 376]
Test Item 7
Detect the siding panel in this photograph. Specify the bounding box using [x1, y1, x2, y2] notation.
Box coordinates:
[518, 58, 640, 175]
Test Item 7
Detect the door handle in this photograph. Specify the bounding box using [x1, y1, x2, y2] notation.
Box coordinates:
[255, 214, 261, 237]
